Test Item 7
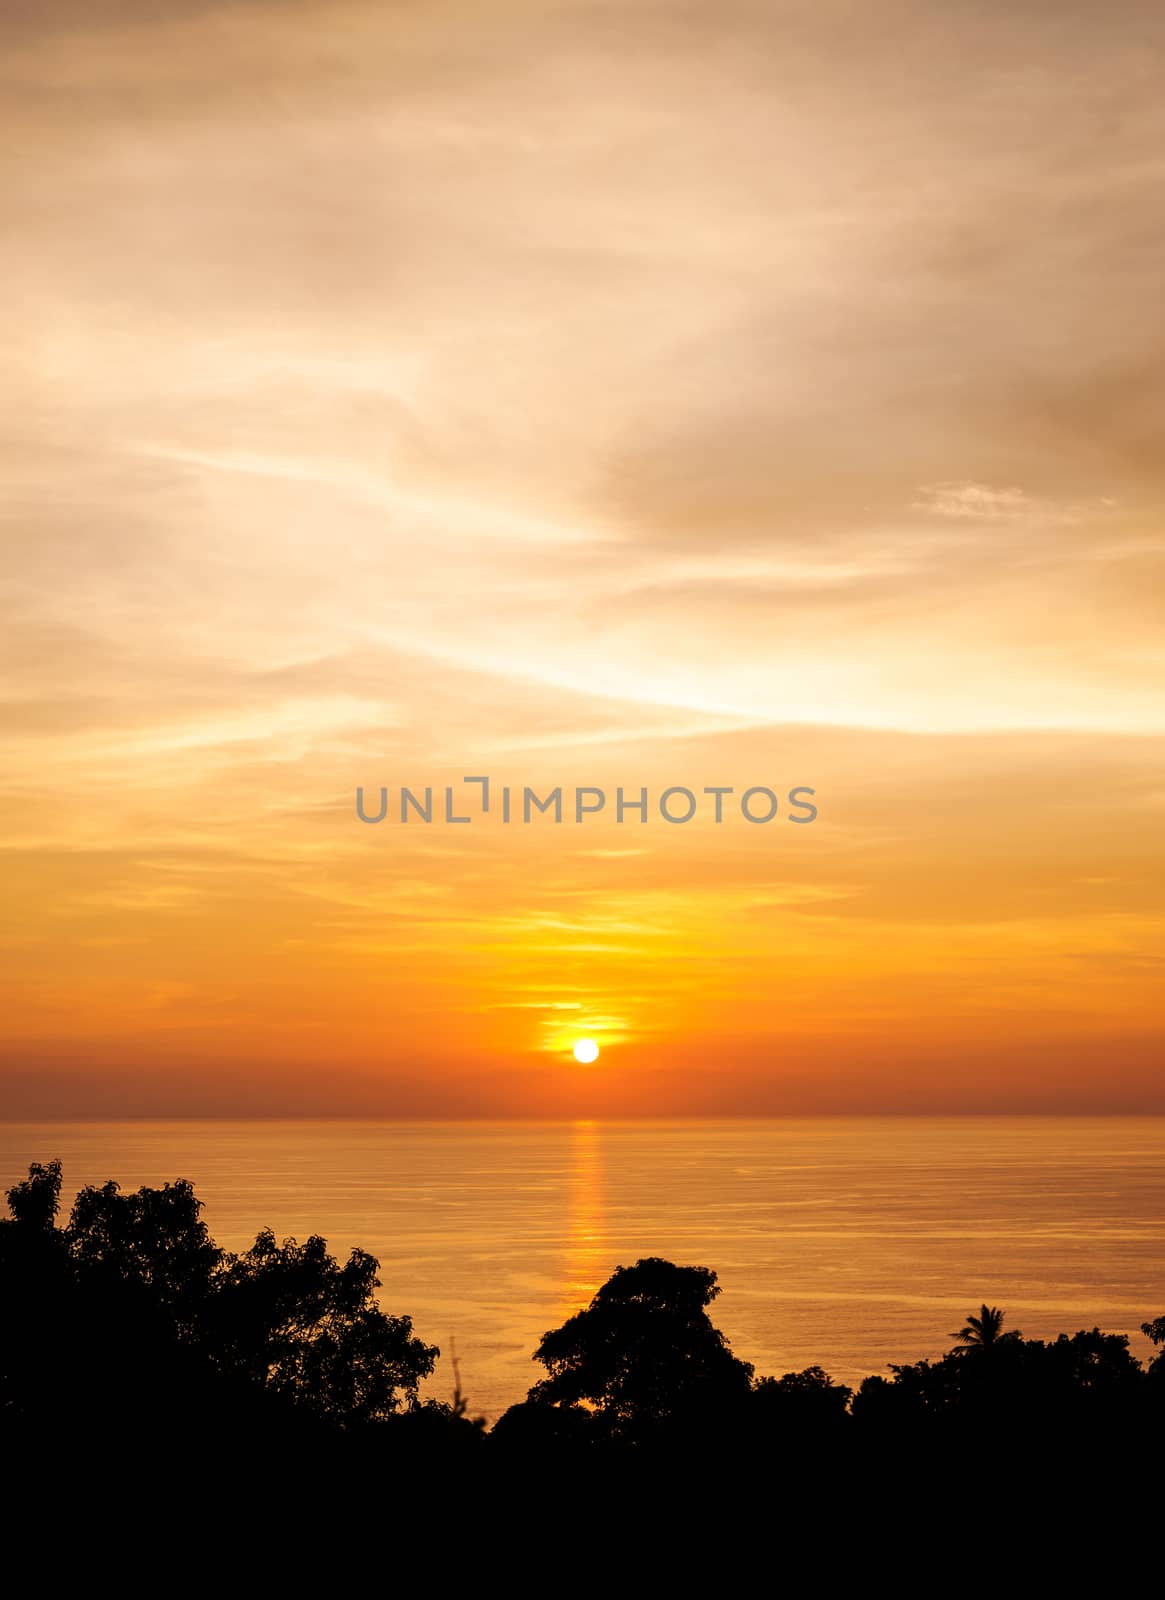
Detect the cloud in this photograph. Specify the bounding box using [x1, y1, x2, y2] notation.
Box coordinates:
[913, 482, 1035, 520]
[3, 0, 1164, 1108]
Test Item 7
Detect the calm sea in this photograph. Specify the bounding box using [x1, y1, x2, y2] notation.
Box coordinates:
[3, 1117, 1163, 1420]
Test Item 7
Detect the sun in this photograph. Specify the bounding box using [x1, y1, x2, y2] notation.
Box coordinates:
[572, 1038, 600, 1064]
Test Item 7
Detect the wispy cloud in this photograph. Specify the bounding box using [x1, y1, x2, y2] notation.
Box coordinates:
[2, 0, 1164, 1110]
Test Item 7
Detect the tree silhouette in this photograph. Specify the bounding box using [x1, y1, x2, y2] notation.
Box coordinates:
[209, 1227, 438, 1423]
[1, 1160, 438, 1440]
[951, 1304, 1008, 1348]
[4, 1157, 1163, 1490]
[0, 1158, 71, 1440]
[524, 1256, 753, 1440]
[67, 1176, 223, 1335]
[753, 1365, 852, 1433]
[5, 1158, 62, 1231]
[1139, 1314, 1165, 1397]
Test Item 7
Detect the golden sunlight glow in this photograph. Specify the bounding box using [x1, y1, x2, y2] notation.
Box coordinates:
[1, 0, 1163, 1118]
[557, 1121, 607, 1319]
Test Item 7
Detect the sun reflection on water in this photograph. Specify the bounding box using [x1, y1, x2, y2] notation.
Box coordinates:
[558, 1119, 607, 1322]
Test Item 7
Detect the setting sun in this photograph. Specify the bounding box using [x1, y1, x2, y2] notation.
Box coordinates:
[573, 1040, 600, 1065]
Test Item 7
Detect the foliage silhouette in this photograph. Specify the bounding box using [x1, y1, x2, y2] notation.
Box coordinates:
[525, 1256, 754, 1441]
[209, 1227, 436, 1423]
[3, 1156, 1164, 1497]
[1141, 1315, 1165, 1386]
[1, 1158, 439, 1454]
[5, 1158, 62, 1231]
[68, 1175, 223, 1335]
[950, 1303, 1010, 1348]
[752, 1364, 853, 1433]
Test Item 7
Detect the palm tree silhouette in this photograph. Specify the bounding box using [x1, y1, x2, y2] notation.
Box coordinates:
[951, 1304, 1006, 1348]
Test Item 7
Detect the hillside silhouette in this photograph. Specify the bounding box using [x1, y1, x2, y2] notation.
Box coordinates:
[4, 1157, 1163, 1529]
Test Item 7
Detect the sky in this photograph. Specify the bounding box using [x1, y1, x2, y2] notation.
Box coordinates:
[2, 0, 1163, 1116]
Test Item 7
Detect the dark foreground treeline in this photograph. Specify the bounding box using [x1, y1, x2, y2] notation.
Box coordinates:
[5, 1159, 1165, 1497]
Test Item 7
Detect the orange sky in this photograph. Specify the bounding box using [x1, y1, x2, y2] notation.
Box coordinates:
[2, 0, 1163, 1116]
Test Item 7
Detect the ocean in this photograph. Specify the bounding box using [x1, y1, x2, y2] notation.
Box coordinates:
[3, 1117, 1163, 1420]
